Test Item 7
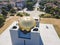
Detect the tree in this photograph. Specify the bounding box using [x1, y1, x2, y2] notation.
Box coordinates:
[39, 1, 47, 10]
[39, 1, 47, 6]
[1, 4, 12, 11]
[45, 6, 52, 13]
[1, 9, 8, 18]
[10, 8, 16, 16]
[0, 15, 5, 27]
[6, 4, 12, 11]
[10, 8, 16, 13]
[53, 1, 58, 5]
[26, 0, 36, 10]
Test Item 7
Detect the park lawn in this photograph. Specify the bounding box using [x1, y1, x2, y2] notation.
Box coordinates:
[40, 18, 60, 38]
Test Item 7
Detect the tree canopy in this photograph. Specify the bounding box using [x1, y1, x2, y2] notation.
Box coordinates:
[0, 15, 5, 27]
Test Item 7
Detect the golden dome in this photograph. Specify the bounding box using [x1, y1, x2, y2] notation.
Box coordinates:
[18, 16, 36, 32]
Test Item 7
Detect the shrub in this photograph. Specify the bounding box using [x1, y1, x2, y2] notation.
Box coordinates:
[17, 12, 30, 17]
[10, 13, 14, 16]
[54, 15, 60, 19]
[17, 12, 24, 17]
[10, 8, 16, 13]
[39, 14, 44, 17]
[23, 12, 30, 16]
[44, 14, 52, 18]
[39, 14, 52, 18]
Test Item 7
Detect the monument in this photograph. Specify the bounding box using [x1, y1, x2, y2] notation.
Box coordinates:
[10, 16, 43, 45]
